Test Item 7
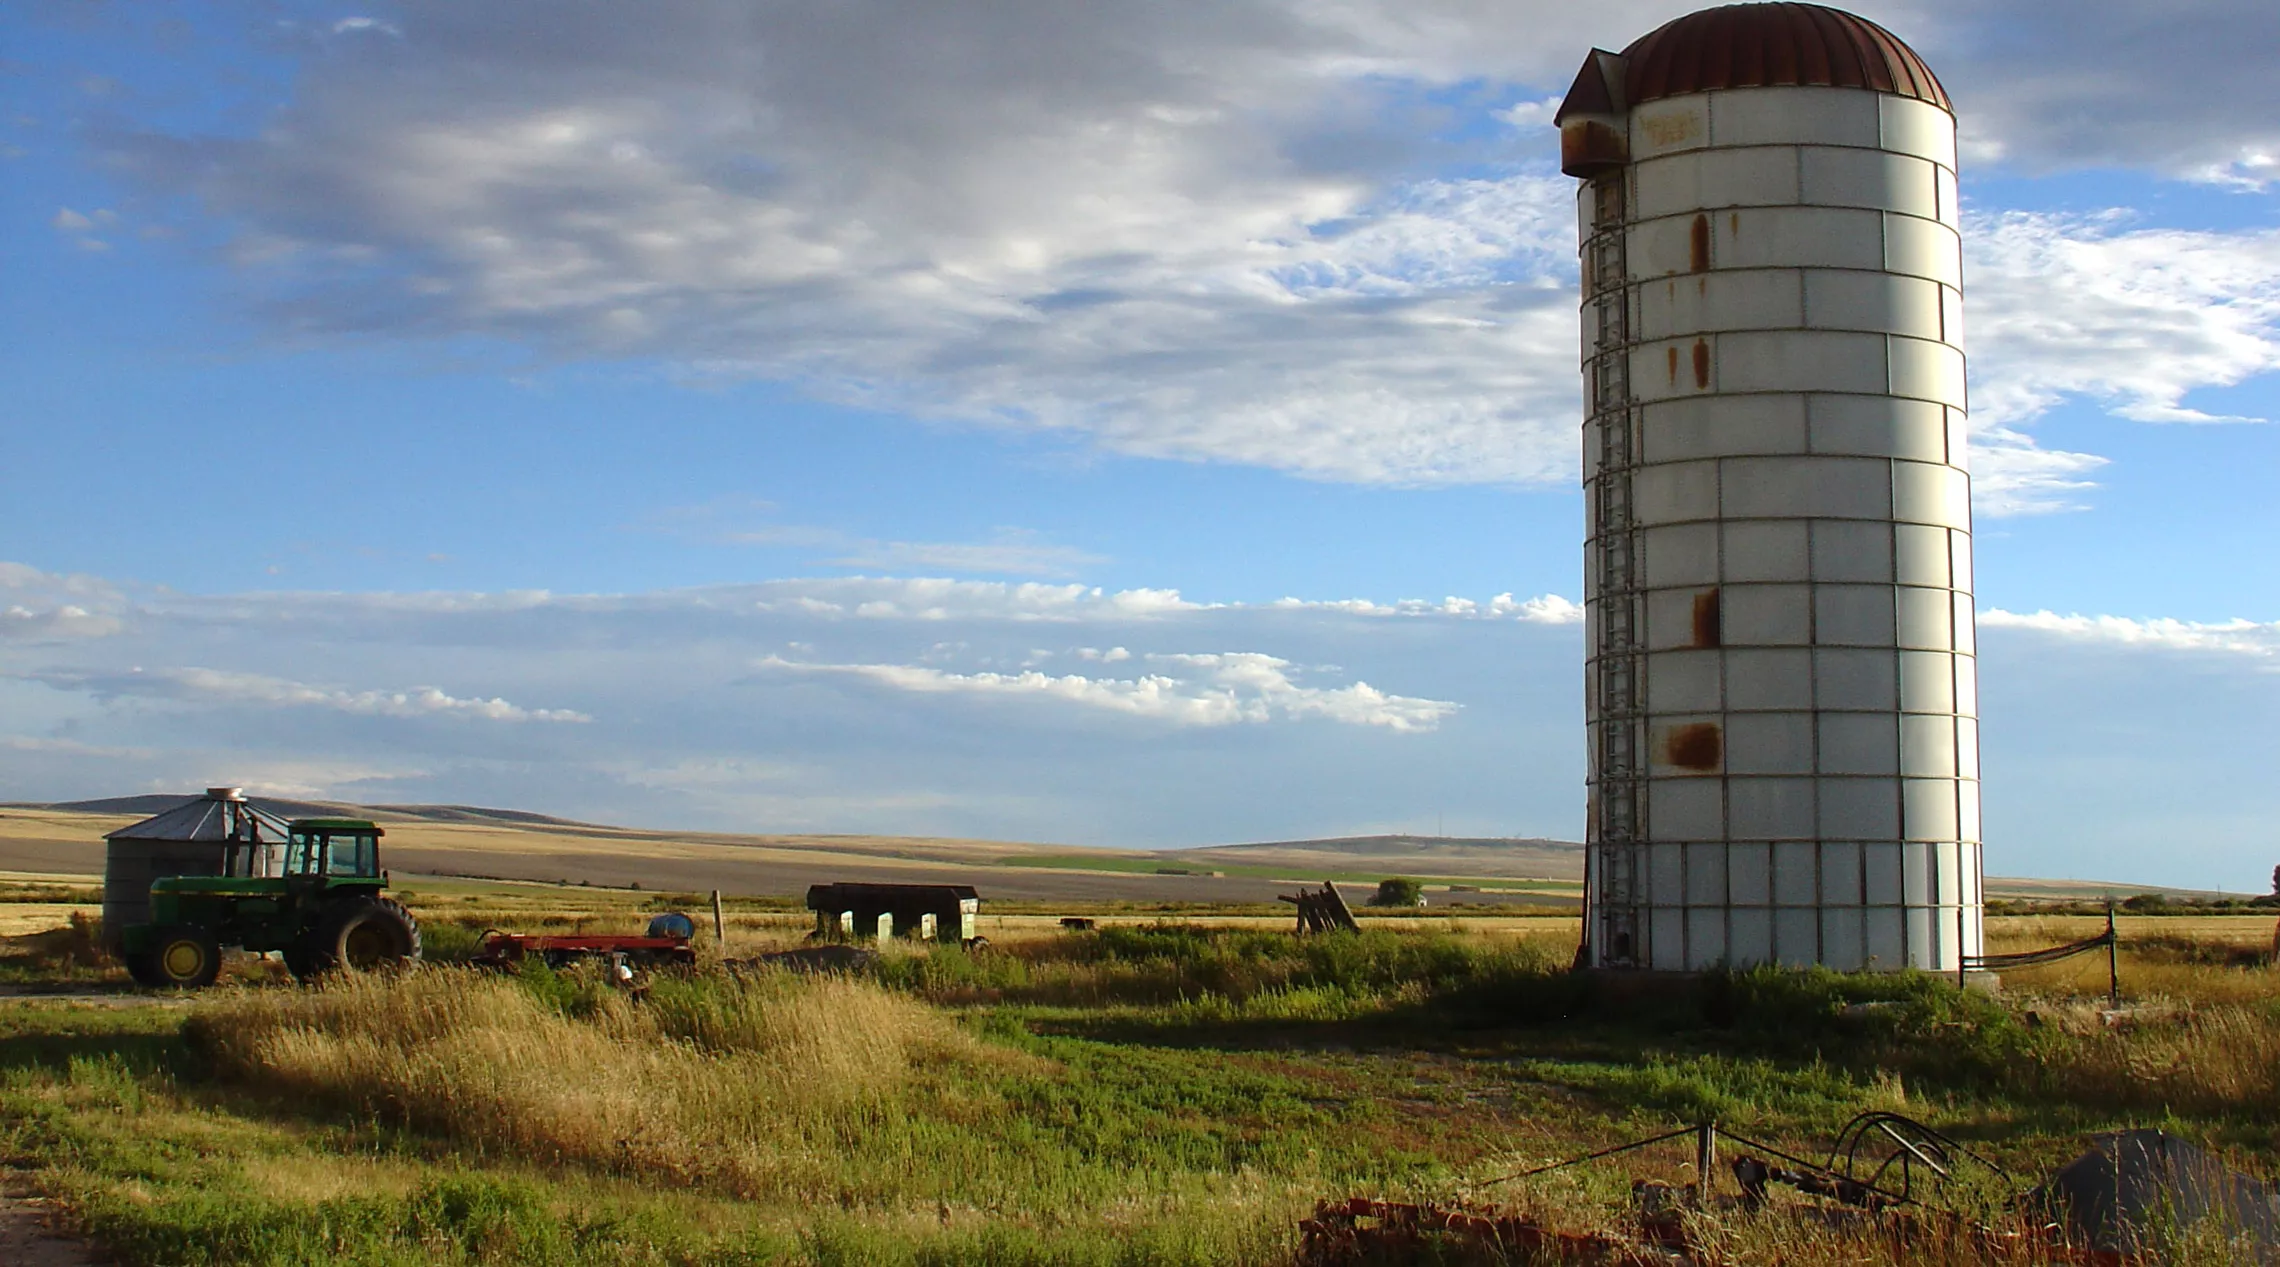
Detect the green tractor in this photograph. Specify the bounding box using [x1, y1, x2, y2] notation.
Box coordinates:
[119, 817, 422, 988]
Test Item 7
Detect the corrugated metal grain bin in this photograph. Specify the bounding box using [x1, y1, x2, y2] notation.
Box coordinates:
[101, 788, 288, 948]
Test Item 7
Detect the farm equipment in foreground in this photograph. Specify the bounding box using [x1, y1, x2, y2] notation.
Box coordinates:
[473, 912, 698, 975]
[117, 817, 421, 988]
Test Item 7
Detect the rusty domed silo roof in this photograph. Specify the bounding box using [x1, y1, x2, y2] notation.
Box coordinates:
[1622, 3, 1949, 111]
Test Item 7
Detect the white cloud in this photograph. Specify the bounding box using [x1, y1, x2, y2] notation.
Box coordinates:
[1961, 212, 2280, 514]
[0, 562, 128, 642]
[35, 667, 592, 722]
[761, 649, 1457, 731]
[1981, 609, 2280, 660]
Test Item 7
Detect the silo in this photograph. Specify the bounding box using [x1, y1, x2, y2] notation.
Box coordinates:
[102, 787, 288, 947]
[1558, 4, 1981, 973]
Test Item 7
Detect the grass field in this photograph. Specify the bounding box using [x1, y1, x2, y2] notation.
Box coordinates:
[0, 862, 2273, 1265]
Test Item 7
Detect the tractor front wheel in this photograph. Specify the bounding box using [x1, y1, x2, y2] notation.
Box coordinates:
[305, 897, 422, 976]
[129, 926, 222, 989]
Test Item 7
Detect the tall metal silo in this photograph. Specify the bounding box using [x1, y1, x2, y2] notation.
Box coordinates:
[1558, 4, 1981, 973]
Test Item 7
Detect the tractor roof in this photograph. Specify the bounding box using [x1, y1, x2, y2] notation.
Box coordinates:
[289, 817, 384, 834]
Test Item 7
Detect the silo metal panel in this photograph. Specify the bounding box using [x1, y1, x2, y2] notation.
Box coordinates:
[1814, 648, 1897, 711]
[1650, 776, 1724, 840]
[1898, 651, 1956, 713]
[1878, 95, 1958, 169]
[1903, 779, 1960, 842]
[1814, 774, 1906, 838]
[1896, 586, 1955, 650]
[1633, 460, 1721, 522]
[1902, 841, 1931, 904]
[1893, 523, 1950, 587]
[1725, 711, 1814, 775]
[1948, 529, 1973, 592]
[1864, 843, 1903, 905]
[1632, 146, 1802, 220]
[1630, 213, 1708, 278]
[1959, 784, 1981, 842]
[1815, 584, 1899, 647]
[1731, 908, 1774, 964]
[1637, 269, 1805, 340]
[1820, 841, 1864, 902]
[1956, 719, 1980, 780]
[1686, 844, 1728, 904]
[1819, 776, 1900, 837]
[1711, 86, 1880, 149]
[1729, 842, 1772, 904]
[1901, 714, 1958, 777]
[1951, 593, 1977, 653]
[1943, 407, 1971, 470]
[1905, 908, 1935, 969]
[1807, 395, 1947, 461]
[1723, 520, 1810, 583]
[1727, 648, 1813, 710]
[1646, 649, 1723, 712]
[1773, 841, 1818, 904]
[1651, 909, 1688, 970]
[1721, 207, 1885, 271]
[1893, 461, 1971, 528]
[1810, 520, 1893, 583]
[1775, 908, 1819, 967]
[1820, 907, 1866, 970]
[1939, 284, 1965, 345]
[1953, 654, 1977, 717]
[1934, 167, 1960, 227]
[1934, 843, 1962, 904]
[1883, 214, 1963, 286]
[1869, 906, 1906, 966]
[1799, 147, 1938, 218]
[1803, 270, 1942, 338]
[1631, 96, 1710, 160]
[1818, 714, 1899, 776]
[1644, 522, 1722, 586]
[1721, 454, 1892, 519]
[1730, 777, 1815, 839]
[1650, 843, 1687, 903]
[1687, 909, 1728, 969]
[1646, 587, 1718, 650]
[1720, 583, 1812, 645]
[1887, 336, 1968, 406]
[1641, 396, 1808, 461]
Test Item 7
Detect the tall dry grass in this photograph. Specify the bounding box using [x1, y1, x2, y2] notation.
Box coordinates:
[188, 966, 1034, 1202]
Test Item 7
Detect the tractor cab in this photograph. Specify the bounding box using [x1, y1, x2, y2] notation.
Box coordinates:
[282, 819, 386, 882]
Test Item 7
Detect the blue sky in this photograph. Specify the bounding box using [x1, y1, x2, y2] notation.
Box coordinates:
[4, 1, 2277, 890]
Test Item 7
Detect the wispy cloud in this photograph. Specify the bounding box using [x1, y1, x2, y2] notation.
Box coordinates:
[33, 667, 592, 722]
[1981, 609, 2280, 660]
[760, 650, 1457, 731]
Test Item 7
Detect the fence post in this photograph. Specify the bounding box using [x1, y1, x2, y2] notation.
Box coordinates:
[2105, 900, 2120, 1010]
[712, 889, 726, 948]
[1695, 1121, 1716, 1204]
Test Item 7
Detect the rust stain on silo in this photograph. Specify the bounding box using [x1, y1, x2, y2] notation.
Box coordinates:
[1692, 339, 1711, 389]
[1689, 214, 1710, 272]
[1665, 722, 1723, 771]
[1667, 346, 1679, 385]
[1729, 211, 1740, 237]
[1691, 587, 1721, 647]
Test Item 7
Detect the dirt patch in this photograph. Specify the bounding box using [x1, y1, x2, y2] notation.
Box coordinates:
[0, 1185, 102, 1266]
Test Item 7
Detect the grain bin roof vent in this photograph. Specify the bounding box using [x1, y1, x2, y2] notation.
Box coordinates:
[105, 788, 292, 843]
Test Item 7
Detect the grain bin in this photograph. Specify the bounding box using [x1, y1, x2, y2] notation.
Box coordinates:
[1560, 4, 1981, 972]
[102, 787, 289, 949]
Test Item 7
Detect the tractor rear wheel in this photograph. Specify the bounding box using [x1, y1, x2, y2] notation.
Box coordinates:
[131, 926, 222, 989]
[305, 897, 422, 975]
